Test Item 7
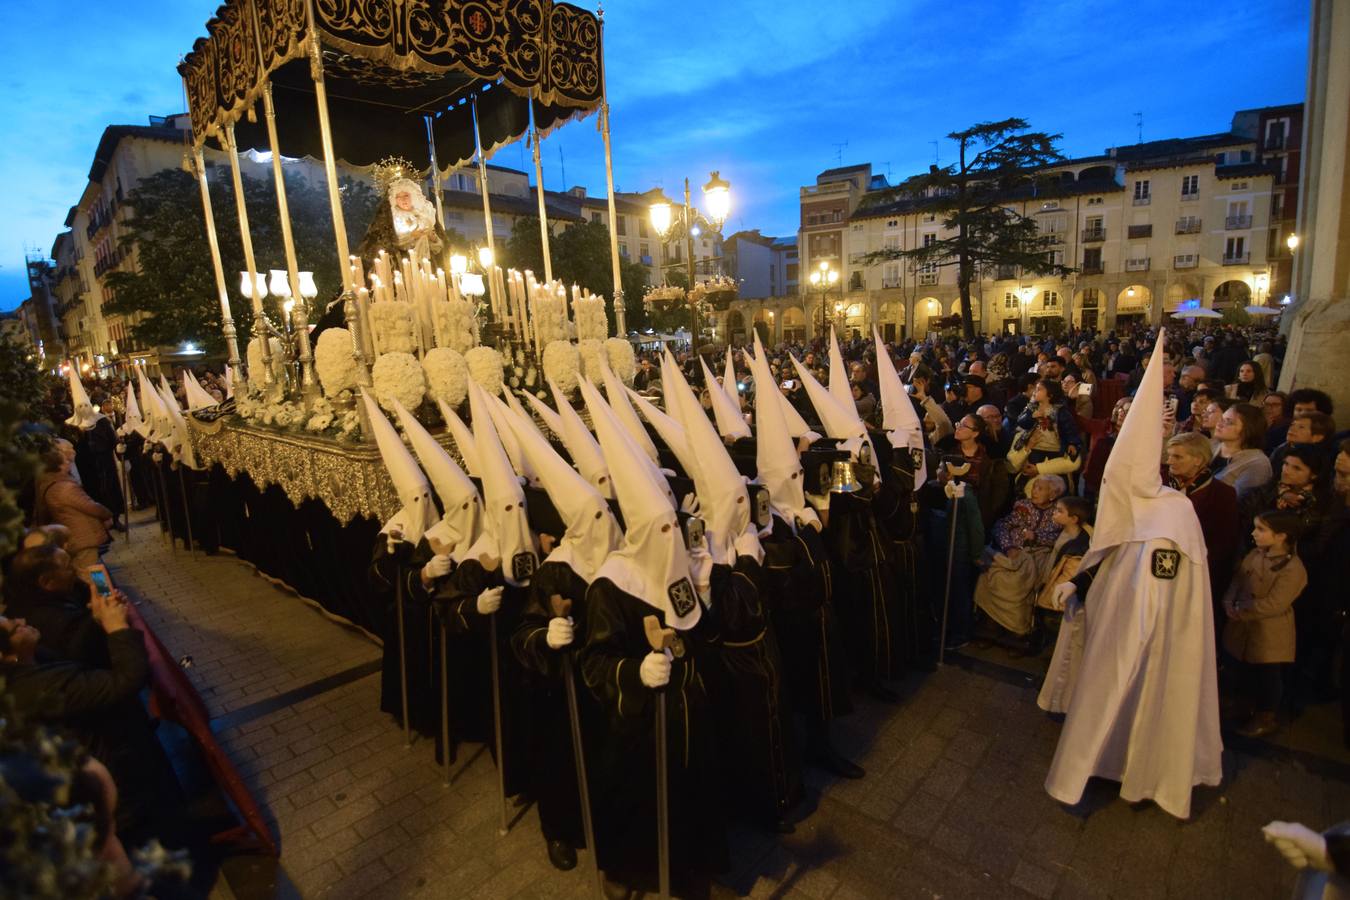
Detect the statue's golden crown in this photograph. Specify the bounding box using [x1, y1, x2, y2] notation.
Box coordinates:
[371, 156, 421, 195]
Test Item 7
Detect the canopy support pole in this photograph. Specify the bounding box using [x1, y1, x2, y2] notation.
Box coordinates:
[187, 140, 240, 371]
[221, 124, 274, 387]
[261, 83, 319, 403]
[471, 95, 504, 338]
[305, 0, 372, 434]
[425, 116, 446, 230]
[598, 7, 625, 337]
[528, 92, 554, 283]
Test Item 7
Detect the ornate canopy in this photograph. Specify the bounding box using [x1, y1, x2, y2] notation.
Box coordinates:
[179, 0, 603, 167]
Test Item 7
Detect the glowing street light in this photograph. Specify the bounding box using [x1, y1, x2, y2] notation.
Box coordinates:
[647, 172, 734, 355]
[1286, 233, 1300, 252]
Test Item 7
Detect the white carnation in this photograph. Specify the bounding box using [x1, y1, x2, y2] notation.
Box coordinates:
[423, 347, 469, 409]
[576, 339, 606, 383]
[464, 346, 505, 396]
[245, 336, 285, 388]
[533, 291, 570, 347]
[314, 328, 359, 397]
[433, 299, 478, 354]
[574, 295, 609, 342]
[604, 337, 636, 385]
[542, 341, 580, 394]
[371, 351, 426, 413]
[369, 301, 418, 355]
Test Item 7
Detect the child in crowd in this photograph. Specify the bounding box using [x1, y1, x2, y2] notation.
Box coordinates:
[1223, 510, 1308, 738]
[1037, 496, 1093, 714]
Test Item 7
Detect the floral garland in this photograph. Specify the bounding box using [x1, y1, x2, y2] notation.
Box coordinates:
[433, 299, 478, 354]
[464, 346, 505, 396]
[245, 336, 285, 388]
[604, 337, 636, 385]
[314, 328, 359, 397]
[259, 400, 305, 428]
[645, 285, 685, 303]
[542, 340, 581, 394]
[573, 294, 608, 342]
[304, 395, 337, 432]
[533, 291, 570, 348]
[368, 301, 418, 355]
[576, 339, 606, 383]
[370, 351, 426, 413]
[423, 347, 469, 408]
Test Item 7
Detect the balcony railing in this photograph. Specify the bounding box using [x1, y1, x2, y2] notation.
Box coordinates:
[1226, 215, 1252, 230]
[1125, 257, 1151, 272]
[1175, 218, 1202, 234]
[1080, 262, 1105, 275]
[1222, 252, 1251, 265]
[1127, 224, 1153, 240]
[1180, 191, 1200, 202]
[1039, 232, 1064, 245]
[1133, 195, 1151, 206]
[1174, 254, 1199, 269]
[918, 273, 939, 285]
[1081, 228, 1106, 242]
[995, 266, 1017, 280]
[882, 279, 902, 289]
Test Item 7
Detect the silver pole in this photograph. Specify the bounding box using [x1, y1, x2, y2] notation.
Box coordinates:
[939, 485, 961, 666]
[597, 6, 625, 336]
[116, 441, 131, 544]
[550, 597, 602, 898]
[395, 569, 411, 747]
[489, 612, 510, 836]
[643, 615, 671, 900]
[176, 464, 195, 558]
[528, 91, 554, 283]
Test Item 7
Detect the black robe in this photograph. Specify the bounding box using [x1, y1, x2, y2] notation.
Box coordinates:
[369, 537, 440, 739]
[74, 418, 124, 518]
[762, 515, 852, 725]
[510, 560, 596, 847]
[433, 558, 532, 797]
[578, 577, 727, 897]
[706, 553, 803, 824]
[825, 487, 906, 682]
[873, 464, 933, 669]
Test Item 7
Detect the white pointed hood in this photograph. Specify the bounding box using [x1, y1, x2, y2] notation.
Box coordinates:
[582, 377, 700, 629]
[392, 399, 482, 563]
[1081, 330, 1207, 571]
[677, 359, 751, 563]
[749, 338, 818, 531]
[581, 376, 676, 511]
[599, 356, 659, 462]
[698, 357, 752, 440]
[65, 369, 104, 429]
[517, 389, 563, 440]
[466, 380, 538, 586]
[183, 371, 219, 410]
[625, 386, 697, 479]
[752, 332, 813, 439]
[504, 404, 621, 582]
[723, 351, 743, 412]
[438, 398, 481, 478]
[136, 369, 167, 443]
[549, 377, 614, 499]
[157, 378, 198, 469]
[482, 391, 538, 486]
[362, 388, 436, 544]
[875, 328, 926, 489]
[223, 364, 236, 399]
[790, 352, 876, 467]
[827, 326, 854, 411]
[119, 382, 145, 438]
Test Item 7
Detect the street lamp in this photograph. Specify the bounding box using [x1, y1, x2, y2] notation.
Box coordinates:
[1255, 272, 1270, 307]
[809, 260, 840, 337]
[649, 170, 733, 355]
[1286, 233, 1299, 252]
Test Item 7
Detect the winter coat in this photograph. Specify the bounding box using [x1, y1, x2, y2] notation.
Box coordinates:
[1222, 548, 1307, 664]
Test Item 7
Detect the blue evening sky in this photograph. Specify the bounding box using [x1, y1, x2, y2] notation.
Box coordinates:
[0, 0, 1309, 310]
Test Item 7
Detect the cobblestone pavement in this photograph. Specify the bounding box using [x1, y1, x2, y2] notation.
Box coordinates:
[106, 510, 1346, 899]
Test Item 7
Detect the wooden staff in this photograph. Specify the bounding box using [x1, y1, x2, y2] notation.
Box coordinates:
[550, 595, 602, 899]
[642, 615, 675, 900]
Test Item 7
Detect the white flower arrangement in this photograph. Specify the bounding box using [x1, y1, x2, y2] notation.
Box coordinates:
[576, 339, 605, 383]
[542, 341, 580, 394]
[245, 336, 285, 388]
[371, 351, 426, 413]
[339, 407, 361, 438]
[533, 291, 570, 348]
[604, 337, 636, 385]
[235, 394, 260, 420]
[644, 285, 685, 303]
[464, 346, 505, 396]
[369, 301, 418, 355]
[574, 295, 609, 342]
[305, 396, 336, 432]
[423, 347, 469, 409]
[260, 400, 303, 428]
[433, 299, 478, 354]
[314, 328, 359, 397]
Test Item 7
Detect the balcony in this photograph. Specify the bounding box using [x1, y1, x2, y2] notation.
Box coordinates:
[918, 272, 939, 285]
[1080, 262, 1105, 275]
[1039, 232, 1064, 245]
[1127, 224, 1153, 240]
[1125, 257, 1151, 272]
[994, 266, 1017, 280]
[882, 278, 902, 289]
[1180, 191, 1200, 202]
[1081, 228, 1106, 242]
[1133, 195, 1151, 206]
[1175, 218, 1202, 234]
[1174, 254, 1199, 269]
[1223, 252, 1251, 265]
[1226, 215, 1252, 230]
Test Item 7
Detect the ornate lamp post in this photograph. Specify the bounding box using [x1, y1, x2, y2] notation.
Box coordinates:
[809, 260, 839, 338]
[649, 171, 733, 356]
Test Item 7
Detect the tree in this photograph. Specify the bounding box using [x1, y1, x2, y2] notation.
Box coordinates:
[105, 168, 378, 354]
[864, 118, 1074, 338]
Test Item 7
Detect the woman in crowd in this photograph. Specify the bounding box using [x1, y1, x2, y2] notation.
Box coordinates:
[1227, 359, 1271, 405]
[935, 413, 1009, 529]
[1061, 374, 1094, 419]
[1211, 403, 1273, 499]
[1240, 444, 1330, 548]
[1264, 391, 1292, 451]
[32, 447, 112, 575]
[973, 473, 1066, 650]
[1008, 379, 1082, 496]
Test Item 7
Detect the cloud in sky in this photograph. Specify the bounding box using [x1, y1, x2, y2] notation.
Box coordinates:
[0, 0, 1309, 311]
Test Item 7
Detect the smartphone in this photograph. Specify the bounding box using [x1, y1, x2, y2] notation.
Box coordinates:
[750, 486, 771, 529]
[88, 565, 112, 596]
[781, 379, 796, 390]
[684, 516, 706, 550]
[904, 383, 914, 395]
[1164, 396, 1179, 418]
[1078, 383, 1093, 396]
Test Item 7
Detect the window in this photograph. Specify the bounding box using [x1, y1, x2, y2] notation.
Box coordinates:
[1231, 181, 1249, 191]
[1225, 236, 1246, 259]
[1081, 288, 1099, 308]
[1003, 291, 1019, 310]
[639, 242, 649, 259]
[620, 244, 629, 258]
[886, 219, 898, 227]
[638, 219, 648, 239]
[1083, 247, 1103, 271]
[1042, 290, 1060, 308]
[1181, 175, 1199, 197]
[1271, 192, 1285, 220]
[590, 212, 602, 224]
[882, 234, 900, 252]
[616, 215, 627, 236]
[1045, 249, 1065, 267]
[1087, 196, 1104, 206]
[883, 262, 901, 287]
[1133, 179, 1151, 203]
[446, 211, 464, 222]
[919, 233, 938, 274]
[922, 213, 936, 223]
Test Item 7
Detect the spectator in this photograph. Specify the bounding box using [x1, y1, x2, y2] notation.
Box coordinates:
[936, 414, 1009, 529]
[1009, 379, 1082, 495]
[1270, 411, 1337, 481]
[976, 403, 1012, 459]
[32, 447, 112, 576]
[1211, 403, 1273, 499]
[1289, 388, 1334, 420]
[973, 473, 1066, 645]
[1263, 391, 1291, 450]
[1061, 374, 1093, 418]
[1167, 432, 1241, 609]
[1226, 359, 1271, 405]
[1222, 509, 1308, 737]
[3, 543, 108, 666]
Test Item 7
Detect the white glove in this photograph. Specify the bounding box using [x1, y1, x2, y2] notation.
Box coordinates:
[734, 527, 764, 565]
[422, 554, 452, 582]
[680, 493, 701, 517]
[943, 480, 966, 499]
[386, 527, 405, 556]
[688, 546, 714, 595]
[546, 616, 574, 650]
[1053, 582, 1076, 609]
[639, 651, 671, 689]
[805, 492, 830, 512]
[1262, 821, 1330, 871]
[477, 585, 504, 615]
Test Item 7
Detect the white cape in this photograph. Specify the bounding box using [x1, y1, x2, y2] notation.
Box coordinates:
[1044, 537, 1222, 819]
